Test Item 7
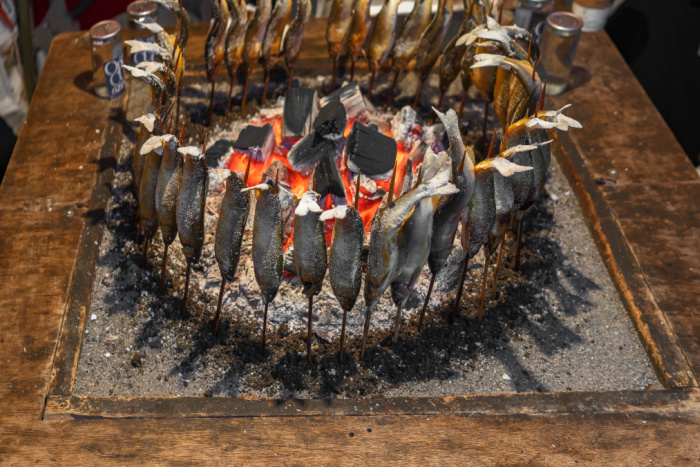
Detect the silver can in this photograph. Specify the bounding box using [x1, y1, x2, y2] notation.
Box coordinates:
[513, 0, 554, 43]
[537, 12, 583, 96]
[127, 1, 159, 66]
[89, 20, 125, 99]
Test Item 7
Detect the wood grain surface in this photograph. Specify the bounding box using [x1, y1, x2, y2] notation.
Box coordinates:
[0, 20, 699, 463]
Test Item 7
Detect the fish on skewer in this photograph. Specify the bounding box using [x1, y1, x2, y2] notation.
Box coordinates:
[133, 113, 163, 190]
[283, 0, 312, 89]
[224, 0, 248, 113]
[155, 119, 186, 293]
[151, 0, 190, 51]
[124, 62, 177, 112]
[246, 177, 284, 351]
[205, 0, 230, 126]
[366, 0, 402, 100]
[438, 0, 475, 110]
[418, 108, 475, 330]
[385, 0, 432, 107]
[293, 190, 328, 362]
[361, 162, 459, 359]
[390, 148, 450, 341]
[241, 0, 273, 111]
[261, 0, 293, 104]
[176, 140, 209, 318]
[326, 0, 355, 90]
[347, 0, 372, 81]
[138, 135, 172, 266]
[213, 156, 252, 335]
[321, 172, 365, 360]
[413, 0, 455, 108]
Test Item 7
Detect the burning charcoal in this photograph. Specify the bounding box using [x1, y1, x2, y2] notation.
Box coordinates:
[391, 106, 424, 149]
[204, 139, 233, 168]
[313, 97, 347, 139]
[287, 132, 338, 177]
[319, 80, 365, 119]
[282, 88, 319, 138]
[262, 161, 291, 189]
[314, 153, 346, 199]
[345, 121, 397, 180]
[410, 141, 428, 166]
[358, 173, 386, 201]
[232, 124, 276, 164]
[421, 123, 449, 154]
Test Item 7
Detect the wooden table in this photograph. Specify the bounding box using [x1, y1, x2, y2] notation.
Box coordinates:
[1, 21, 699, 463]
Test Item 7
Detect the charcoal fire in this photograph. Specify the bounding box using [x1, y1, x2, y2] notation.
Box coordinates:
[286, 132, 338, 177]
[345, 121, 397, 179]
[232, 123, 276, 164]
[282, 87, 319, 138]
[319, 80, 365, 120]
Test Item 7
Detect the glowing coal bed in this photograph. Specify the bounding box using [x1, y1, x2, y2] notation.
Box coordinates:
[73, 80, 658, 399]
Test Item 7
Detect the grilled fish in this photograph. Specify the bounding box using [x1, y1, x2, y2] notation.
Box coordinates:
[225, 0, 248, 82]
[215, 172, 250, 283]
[367, 0, 402, 76]
[326, 0, 355, 65]
[133, 113, 162, 192]
[415, 0, 455, 82]
[391, 0, 433, 71]
[243, 0, 272, 72]
[293, 192, 327, 296]
[347, 0, 373, 78]
[176, 146, 208, 263]
[283, 0, 312, 73]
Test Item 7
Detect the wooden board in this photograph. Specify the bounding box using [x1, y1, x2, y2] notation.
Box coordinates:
[0, 20, 699, 462]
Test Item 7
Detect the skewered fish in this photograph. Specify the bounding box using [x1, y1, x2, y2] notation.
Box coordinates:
[213, 158, 251, 335]
[283, 0, 312, 89]
[347, 0, 373, 81]
[241, 0, 272, 110]
[326, 0, 355, 90]
[151, 0, 190, 51]
[293, 191, 328, 361]
[224, 0, 248, 111]
[413, 0, 455, 107]
[386, 0, 432, 106]
[133, 113, 162, 190]
[321, 175, 365, 359]
[176, 144, 209, 317]
[362, 162, 459, 358]
[124, 62, 177, 111]
[438, 0, 475, 110]
[366, 0, 402, 100]
[417, 108, 475, 326]
[247, 178, 283, 350]
[155, 120, 185, 292]
[205, 0, 230, 125]
[261, 0, 293, 104]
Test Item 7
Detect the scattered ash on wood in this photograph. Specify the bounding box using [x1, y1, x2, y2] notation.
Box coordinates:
[73, 75, 659, 399]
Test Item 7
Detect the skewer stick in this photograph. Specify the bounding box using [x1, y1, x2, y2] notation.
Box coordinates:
[331, 56, 339, 91]
[367, 68, 376, 100]
[457, 92, 468, 118]
[207, 80, 216, 127]
[159, 242, 169, 294]
[244, 153, 253, 184]
[514, 216, 523, 272]
[287, 67, 294, 90]
[182, 259, 192, 318]
[179, 115, 186, 143]
[339, 307, 348, 360]
[387, 161, 398, 205]
[491, 238, 505, 299]
[141, 235, 150, 268]
[386, 70, 399, 108]
[527, 38, 532, 63]
[437, 90, 445, 110]
[417, 273, 436, 331]
[213, 277, 226, 335]
[241, 71, 250, 112]
[261, 301, 269, 351]
[413, 79, 425, 109]
[487, 128, 497, 159]
[350, 57, 356, 82]
[176, 88, 181, 123]
[531, 59, 538, 81]
[392, 302, 404, 343]
[537, 80, 547, 112]
[227, 75, 235, 116]
[477, 254, 491, 323]
[261, 67, 270, 107]
[449, 256, 470, 323]
[306, 295, 314, 362]
[498, 0, 505, 24]
[360, 306, 372, 359]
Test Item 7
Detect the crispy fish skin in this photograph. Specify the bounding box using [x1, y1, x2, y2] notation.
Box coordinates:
[461, 166, 495, 259]
[293, 192, 327, 296]
[225, 0, 248, 79]
[427, 108, 476, 274]
[326, 0, 355, 61]
[205, 0, 230, 83]
[139, 137, 166, 239]
[367, 0, 402, 71]
[133, 114, 159, 190]
[263, 0, 293, 69]
[415, 0, 455, 82]
[365, 167, 458, 312]
[155, 134, 182, 245]
[347, 0, 373, 66]
[176, 147, 208, 263]
[151, 0, 190, 50]
[243, 0, 272, 70]
[323, 205, 364, 312]
[283, 0, 312, 69]
[439, 0, 475, 94]
[215, 172, 250, 282]
[252, 182, 283, 305]
[391, 0, 432, 70]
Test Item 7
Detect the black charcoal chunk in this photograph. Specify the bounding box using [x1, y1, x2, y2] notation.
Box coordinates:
[313, 153, 346, 199]
[319, 81, 365, 119]
[345, 121, 397, 179]
[287, 132, 338, 177]
[313, 97, 347, 139]
[204, 139, 233, 167]
[282, 88, 318, 138]
[232, 124, 276, 164]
